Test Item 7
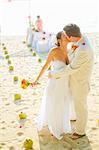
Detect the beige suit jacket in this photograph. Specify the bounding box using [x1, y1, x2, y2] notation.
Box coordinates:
[52, 36, 94, 95]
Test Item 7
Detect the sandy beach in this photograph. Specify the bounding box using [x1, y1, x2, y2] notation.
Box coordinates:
[0, 33, 99, 150]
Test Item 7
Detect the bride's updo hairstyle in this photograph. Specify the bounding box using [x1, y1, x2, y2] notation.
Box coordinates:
[55, 31, 62, 47]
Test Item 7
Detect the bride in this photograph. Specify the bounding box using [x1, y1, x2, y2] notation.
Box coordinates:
[31, 31, 75, 139]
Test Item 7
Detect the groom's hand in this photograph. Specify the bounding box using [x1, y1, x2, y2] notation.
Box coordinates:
[48, 72, 53, 78]
[48, 72, 60, 79]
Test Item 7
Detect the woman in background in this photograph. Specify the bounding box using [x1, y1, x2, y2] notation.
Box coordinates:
[35, 15, 43, 32]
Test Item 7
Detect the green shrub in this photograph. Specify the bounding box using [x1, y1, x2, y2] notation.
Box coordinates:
[14, 94, 21, 101]
[9, 66, 14, 71]
[32, 52, 36, 56]
[8, 60, 11, 64]
[38, 58, 42, 63]
[5, 55, 10, 59]
[13, 76, 18, 82]
[4, 51, 8, 55]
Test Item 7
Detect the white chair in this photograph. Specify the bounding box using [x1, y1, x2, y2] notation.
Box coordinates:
[36, 39, 50, 53]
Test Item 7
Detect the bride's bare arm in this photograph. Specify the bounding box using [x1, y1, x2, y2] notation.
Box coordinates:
[32, 49, 55, 84]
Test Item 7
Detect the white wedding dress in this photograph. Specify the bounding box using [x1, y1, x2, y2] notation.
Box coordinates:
[37, 60, 76, 139]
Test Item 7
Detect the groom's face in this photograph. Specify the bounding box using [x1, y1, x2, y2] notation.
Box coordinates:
[62, 31, 71, 42]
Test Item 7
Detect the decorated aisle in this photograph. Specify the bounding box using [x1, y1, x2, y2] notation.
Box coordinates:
[0, 34, 99, 150]
[0, 36, 44, 150]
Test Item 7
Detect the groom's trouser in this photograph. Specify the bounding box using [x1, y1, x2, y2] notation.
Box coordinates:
[72, 87, 89, 135]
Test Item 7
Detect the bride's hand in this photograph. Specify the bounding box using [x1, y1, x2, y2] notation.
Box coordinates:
[31, 81, 38, 87]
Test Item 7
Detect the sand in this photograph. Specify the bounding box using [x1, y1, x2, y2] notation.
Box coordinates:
[0, 33, 99, 150]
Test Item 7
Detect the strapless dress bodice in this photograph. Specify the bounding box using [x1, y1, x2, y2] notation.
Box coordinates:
[51, 60, 66, 73]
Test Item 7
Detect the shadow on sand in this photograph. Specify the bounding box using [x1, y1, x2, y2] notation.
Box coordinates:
[38, 127, 92, 150]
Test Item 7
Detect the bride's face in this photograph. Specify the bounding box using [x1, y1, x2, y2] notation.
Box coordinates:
[61, 33, 69, 44]
[62, 31, 71, 42]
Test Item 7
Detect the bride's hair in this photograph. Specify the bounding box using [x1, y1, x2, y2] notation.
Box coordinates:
[55, 31, 62, 47]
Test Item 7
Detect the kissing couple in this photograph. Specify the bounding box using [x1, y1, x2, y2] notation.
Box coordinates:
[31, 23, 94, 140]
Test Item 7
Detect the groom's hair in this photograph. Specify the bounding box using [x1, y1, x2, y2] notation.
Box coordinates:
[63, 24, 81, 37]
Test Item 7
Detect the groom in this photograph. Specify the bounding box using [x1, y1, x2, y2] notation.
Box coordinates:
[49, 24, 94, 139]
